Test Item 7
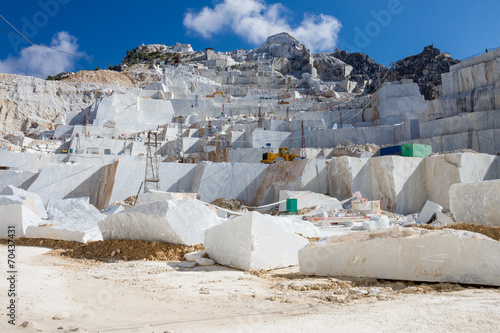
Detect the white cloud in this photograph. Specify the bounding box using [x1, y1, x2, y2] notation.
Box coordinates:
[183, 0, 342, 52]
[0, 31, 87, 79]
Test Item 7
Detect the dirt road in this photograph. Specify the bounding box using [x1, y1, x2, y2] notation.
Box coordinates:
[1, 245, 500, 332]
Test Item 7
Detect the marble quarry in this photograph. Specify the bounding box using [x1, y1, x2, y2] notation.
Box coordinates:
[0, 33, 498, 284]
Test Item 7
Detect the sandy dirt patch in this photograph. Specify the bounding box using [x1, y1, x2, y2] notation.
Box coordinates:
[1, 245, 499, 332]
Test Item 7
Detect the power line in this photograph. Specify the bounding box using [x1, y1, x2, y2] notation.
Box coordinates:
[0, 18, 114, 68]
[0, 13, 34, 47]
[0, 12, 67, 71]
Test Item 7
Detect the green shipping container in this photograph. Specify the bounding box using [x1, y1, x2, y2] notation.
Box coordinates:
[286, 198, 298, 214]
[401, 143, 432, 157]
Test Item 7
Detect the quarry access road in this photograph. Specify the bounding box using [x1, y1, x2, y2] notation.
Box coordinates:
[2, 245, 500, 333]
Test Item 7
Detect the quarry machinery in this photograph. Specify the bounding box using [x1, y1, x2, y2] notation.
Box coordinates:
[206, 91, 225, 98]
[260, 147, 304, 164]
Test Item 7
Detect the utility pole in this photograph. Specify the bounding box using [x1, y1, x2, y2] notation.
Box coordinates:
[258, 107, 263, 128]
[76, 133, 80, 151]
[144, 130, 160, 192]
[301, 121, 306, 157]
[207, 120, 212, 136]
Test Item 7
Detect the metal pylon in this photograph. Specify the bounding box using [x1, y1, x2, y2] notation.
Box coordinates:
[176, 116, 185, 158]
[144, 130, 160, 192]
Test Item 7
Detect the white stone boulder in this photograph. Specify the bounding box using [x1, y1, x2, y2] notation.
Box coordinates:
[450, 180, 500, 226]
[423, 153, 499, 211]
[405, 214, 418, 223]
[138, 190, 197, 205]
[196, 257, 215, 266]
[430, 212, 455, 227]
[184, 250, 206, 262]
[102, 205, 124, 215]
[25, 220, 102, 243]
[0, 186, 47, 218]
[204, 211, 309, 271]
[370, 156, 426, 215]
[46, 197, 92, 219]
[362, 215, 392, 230]
[0, 204, 42, 238]
[278, 191, 342, 212]
[273, 216, 321, 238]
[25, 198, 105, 243]
[361, 221, 379, 231]
[215, 208, 228, 219]
[416, 200, 443, 225]
[98, 199, 220, 245]
[299, 227, 500, 286]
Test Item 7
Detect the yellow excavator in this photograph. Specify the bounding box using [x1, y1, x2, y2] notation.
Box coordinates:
[206, 91, 225, 98]
[260, 147, 303, 164]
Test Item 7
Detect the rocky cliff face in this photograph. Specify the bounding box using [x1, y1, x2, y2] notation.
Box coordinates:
[391, 45, 460, 100]
[332, 50, 387, 81]
[252, 32, 316, 76]
[313, 53, 352, 81]
[119, 64, 165, 88]
[254, 33, 307, 57]
[122, 44, 182, 66]
[0, 74, 127, 135]
[0, 64, 167, 136]
[312, 50, 386, 93]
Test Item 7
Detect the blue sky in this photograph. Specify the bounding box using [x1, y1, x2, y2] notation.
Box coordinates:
[0, 0, 499, 78]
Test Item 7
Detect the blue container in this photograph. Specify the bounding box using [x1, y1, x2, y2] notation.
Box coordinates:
[380, 145, 401, 156]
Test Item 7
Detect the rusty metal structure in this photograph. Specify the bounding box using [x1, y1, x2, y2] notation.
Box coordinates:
[144, 130, 160, 192]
